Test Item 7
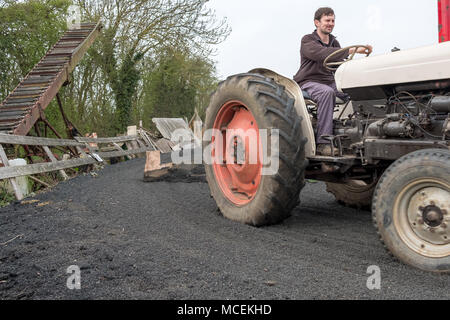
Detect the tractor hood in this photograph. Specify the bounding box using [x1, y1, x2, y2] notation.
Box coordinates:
[335, 41, 450, 93]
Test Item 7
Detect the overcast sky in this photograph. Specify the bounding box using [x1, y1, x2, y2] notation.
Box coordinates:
[206, 0, 438, 79]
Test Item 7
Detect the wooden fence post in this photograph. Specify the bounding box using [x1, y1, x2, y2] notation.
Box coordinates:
[0, 145, 24, 200]
[43, 146, 69, 180]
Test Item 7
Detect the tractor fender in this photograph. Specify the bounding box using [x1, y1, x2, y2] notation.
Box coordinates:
[249, 68, 315, 157]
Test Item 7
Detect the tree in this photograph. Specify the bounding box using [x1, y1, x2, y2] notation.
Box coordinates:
[139, 47, 217, 130]
[0, 0, 70, 100]
[74, 0, 230, 133]
[0, 0, 229, 137]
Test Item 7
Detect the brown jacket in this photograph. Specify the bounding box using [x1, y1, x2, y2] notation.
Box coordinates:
[293, 30, 349, 87]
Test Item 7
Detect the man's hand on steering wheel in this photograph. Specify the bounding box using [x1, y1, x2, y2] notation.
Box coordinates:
[349, 45, 373, 55]
[323, 45, 373, 72]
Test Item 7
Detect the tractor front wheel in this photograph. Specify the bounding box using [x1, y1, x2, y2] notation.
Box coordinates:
[372, 149, 450, 273]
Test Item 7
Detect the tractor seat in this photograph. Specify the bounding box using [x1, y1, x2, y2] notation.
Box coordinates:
[302, 90, 346, 105]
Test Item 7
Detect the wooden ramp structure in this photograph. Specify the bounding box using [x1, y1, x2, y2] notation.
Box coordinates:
[0, 22, 102, 136]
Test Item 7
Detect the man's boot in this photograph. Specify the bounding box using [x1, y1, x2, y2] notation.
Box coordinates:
[316, 144, 338, 156]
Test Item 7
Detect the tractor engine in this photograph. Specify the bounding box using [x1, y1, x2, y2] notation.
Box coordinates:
[334, 86, 450, 143]
[332, 41, 450, 160]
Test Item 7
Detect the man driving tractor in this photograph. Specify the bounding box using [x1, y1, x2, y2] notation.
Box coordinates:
[294, 7, 373, 156]
[205, 3, 450, 273]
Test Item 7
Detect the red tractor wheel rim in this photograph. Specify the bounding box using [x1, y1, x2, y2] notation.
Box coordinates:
[212, 100, 262, 206]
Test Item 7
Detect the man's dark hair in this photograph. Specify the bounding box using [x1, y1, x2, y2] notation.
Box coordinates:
[314, 7, 335, 21]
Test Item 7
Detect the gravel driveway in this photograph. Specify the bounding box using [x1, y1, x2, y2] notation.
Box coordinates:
[0, 158, 448, 299]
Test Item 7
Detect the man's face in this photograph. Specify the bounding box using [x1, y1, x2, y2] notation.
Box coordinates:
[315, 14, 335, 35]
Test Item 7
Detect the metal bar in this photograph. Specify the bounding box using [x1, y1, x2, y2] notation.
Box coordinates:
[0, 115, 25, 122]
[39, 117, 63, 139]
[439, 0, 450, 42]
[55, 93, 76, 139]
[34, 122, 42, 137]
[14, 86, 46, 92]
[0, 121, 22, 127]
[10, 92, 42, 98]
[0, 110, 29, 118]
[5, 97, 38, 104]
[4, 102, 35, 108]
[364, 138, 450, 161]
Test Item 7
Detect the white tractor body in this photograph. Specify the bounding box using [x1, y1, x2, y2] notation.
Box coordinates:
[335, 42, 450, 92]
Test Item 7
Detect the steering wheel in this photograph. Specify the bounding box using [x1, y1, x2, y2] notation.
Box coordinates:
[323, 45, 372, 72]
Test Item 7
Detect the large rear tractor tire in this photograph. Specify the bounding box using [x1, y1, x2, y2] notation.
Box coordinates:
[372, 149, 450, 273]
[204, 73, 308, 226]
[326, 180, 377, 210]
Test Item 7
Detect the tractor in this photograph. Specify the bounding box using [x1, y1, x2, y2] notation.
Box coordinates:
[203, 3, 450, 273]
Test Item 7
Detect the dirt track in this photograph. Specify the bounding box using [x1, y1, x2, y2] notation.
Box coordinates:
[0, 158, 448, 300]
